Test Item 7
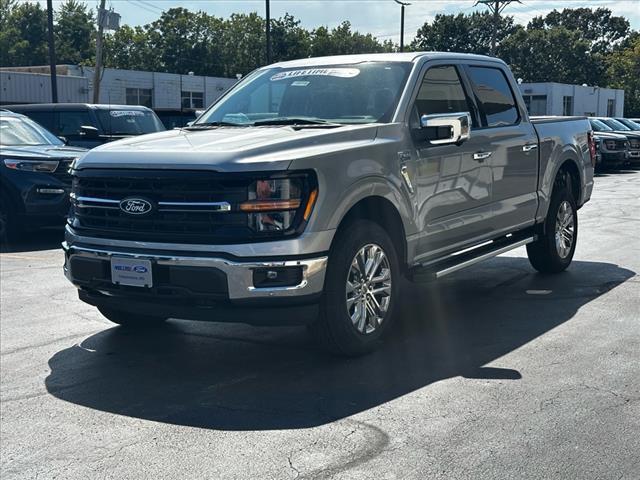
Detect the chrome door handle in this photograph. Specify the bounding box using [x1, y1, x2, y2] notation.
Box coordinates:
[473, 151, 492, 162]
[522, 144, 538, 152]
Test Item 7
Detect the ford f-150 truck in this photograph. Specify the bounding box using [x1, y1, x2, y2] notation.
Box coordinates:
[63, 53, 595, 355]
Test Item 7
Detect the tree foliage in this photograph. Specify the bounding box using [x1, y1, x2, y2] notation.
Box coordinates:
[0, 2, 638, 114]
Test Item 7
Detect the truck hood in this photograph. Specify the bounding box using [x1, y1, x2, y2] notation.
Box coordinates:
[1, 144, 87, 159]
[593, 131, 628, 140]
[75, 124, 379, 172]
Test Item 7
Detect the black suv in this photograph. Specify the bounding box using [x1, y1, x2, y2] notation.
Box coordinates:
[0, 110, 86, 242]
[4, 104, 165, 148]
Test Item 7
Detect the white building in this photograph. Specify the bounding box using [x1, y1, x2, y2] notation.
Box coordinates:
[0, 65, 237, 112]
[518, 82, 624, 117]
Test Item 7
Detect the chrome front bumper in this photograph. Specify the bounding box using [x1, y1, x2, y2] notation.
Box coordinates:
[62, 242, 328, 301]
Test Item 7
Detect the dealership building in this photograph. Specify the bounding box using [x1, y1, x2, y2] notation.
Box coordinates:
[518, 82, 624, 117]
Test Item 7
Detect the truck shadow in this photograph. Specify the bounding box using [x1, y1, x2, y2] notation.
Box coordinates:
[0, 228, 64, 253]
[45, 257, 634, 431]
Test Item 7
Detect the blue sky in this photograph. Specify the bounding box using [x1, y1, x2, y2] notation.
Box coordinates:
[45, 0, 640, 43]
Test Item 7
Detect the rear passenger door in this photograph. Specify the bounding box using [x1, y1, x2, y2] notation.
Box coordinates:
[463, 65, 539, 233]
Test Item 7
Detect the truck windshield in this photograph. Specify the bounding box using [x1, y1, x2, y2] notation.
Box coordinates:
[589, 119, 613, 132]
[602, 118, 631, 131]
[0, 115, 63, 146]
[197, 62, 413, 126]
[95, 109, 165, 136]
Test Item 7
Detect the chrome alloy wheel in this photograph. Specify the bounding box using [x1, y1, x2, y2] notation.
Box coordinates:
[555, 200, 575, 259]
[345, 243, 392, 334]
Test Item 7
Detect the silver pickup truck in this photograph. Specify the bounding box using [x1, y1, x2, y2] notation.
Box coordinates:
[63, 52, 595, 355]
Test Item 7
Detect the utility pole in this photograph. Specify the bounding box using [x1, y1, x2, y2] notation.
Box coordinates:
[93, 0, 106, 103]
[475, 0, 520, 56]
[265, 0, 271, 64]
[394, 0, 411, 53]
[46, 0, 58, 103]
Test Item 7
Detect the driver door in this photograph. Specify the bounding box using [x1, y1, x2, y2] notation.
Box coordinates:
[409, 64, 494, 260]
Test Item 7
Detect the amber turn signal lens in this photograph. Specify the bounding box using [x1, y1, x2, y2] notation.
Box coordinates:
[239, 199, 302, 212]
[303, 189, 318, 221]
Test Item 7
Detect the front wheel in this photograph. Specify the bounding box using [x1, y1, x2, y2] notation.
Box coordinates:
[98, 307, 167, 328]
[311, 220, 400, 356]
[527, 185, 578, 273]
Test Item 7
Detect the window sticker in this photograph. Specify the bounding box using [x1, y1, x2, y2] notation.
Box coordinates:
[110, 110, 145, 117]
[291, 81, 310, 87]
[270, 68, 360, 81]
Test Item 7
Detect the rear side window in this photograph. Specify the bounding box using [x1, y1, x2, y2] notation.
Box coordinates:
[414, 66, 475, 125]
[467, 66, 519, 127]
[58, 110, 94, 136]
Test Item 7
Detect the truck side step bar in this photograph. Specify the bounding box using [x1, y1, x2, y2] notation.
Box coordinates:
[410, 231, 537, 282]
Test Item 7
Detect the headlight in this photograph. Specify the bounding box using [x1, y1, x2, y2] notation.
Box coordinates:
[239, 174, 318, 233]
[3, 158, 59, 172]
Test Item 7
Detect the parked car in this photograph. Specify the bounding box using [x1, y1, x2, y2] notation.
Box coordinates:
[4, 103, 165, 148]
[63, 53, 594, 355]
[0, 110, 86, 242]
[615, 118, 640, 131]
[591, 117, 640, 166]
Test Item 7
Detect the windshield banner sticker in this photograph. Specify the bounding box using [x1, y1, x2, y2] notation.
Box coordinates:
[110, 110, 145, 117]
[270, 68, 360, 81]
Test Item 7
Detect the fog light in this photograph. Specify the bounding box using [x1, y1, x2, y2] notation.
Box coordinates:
[253, 267, 303, 288]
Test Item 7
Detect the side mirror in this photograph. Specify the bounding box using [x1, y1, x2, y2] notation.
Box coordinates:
[185, 120, 194, 127]
[420, 112, 471, 145]
[57, 136, 68, 145]
[79, 125, 99, 138]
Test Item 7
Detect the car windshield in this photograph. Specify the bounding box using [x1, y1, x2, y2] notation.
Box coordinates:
[95, 109, 165, 135]
[590, 119, 613, 131]
[602, 118, 630, 131]
[617, 119, 640, 131]
[197, 62, 413, 126]
[0, 115, 63, 146]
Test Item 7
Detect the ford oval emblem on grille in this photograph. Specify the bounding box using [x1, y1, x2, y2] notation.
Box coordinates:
[119, 197, 154, 215]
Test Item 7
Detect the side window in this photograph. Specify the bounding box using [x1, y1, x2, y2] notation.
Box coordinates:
[58, 111, 93, 136]
[413, 65, 476, 126]
[467, 66, 520, 127]
[25, 111, 56, 133]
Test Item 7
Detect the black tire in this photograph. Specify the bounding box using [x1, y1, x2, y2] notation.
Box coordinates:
[98, 306, 167, 328]
[311, 219, 400, 356]
[526, 184, 578, 274]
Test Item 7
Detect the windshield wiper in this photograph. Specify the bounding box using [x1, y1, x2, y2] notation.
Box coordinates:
[253, 117, 342, 128]
[184, 121, 249, 129]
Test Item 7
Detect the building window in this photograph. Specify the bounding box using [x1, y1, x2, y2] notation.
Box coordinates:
[562, 96, 573, 116]
[607, 99, 616, 117]
[126, 88, 152, 107]
[522, 95, 547, 116]
[181, 91, 204, 109]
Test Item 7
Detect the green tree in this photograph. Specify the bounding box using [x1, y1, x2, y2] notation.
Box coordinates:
[270, 13, 311, 62]
[103, 25, 158, 71]
[498, 26, 593, 84]
[310, 21, 390, 57]
[411, 12, 515, 55]
[221, 12, 265, 76]
[55, 0, 95, 65]
[606, 36, 640, 116]
[0, 0, 48, 66]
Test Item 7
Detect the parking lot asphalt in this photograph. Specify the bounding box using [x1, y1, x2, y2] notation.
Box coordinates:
[1, 169, 639, 480]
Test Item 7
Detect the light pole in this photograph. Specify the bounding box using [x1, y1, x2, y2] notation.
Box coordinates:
[394, 0, 411, 53]
[265, 0, 271, 64]
[46, 0, 58, 102]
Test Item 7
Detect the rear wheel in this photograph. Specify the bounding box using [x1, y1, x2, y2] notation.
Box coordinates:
[527, 182, 578, 273]
[311, 220, 400, 356]
[98, 307, 167, 328]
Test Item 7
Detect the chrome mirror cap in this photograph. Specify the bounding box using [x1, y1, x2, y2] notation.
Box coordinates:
[420, 112, 472, 145]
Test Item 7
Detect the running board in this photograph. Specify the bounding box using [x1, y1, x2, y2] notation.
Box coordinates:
[410, 233, 536, 282]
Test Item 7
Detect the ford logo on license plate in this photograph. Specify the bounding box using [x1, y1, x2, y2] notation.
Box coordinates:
[119, 197, 154, 215]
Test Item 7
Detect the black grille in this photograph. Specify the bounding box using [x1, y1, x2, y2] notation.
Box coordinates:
[69, 169, 310, 244]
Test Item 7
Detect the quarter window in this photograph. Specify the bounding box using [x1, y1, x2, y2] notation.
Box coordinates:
[58, 111, 93, 136]
[467, 66, 519, 127]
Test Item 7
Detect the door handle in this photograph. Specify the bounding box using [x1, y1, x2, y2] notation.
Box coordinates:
[522, 144, 538, 152]
[473, 151, 492, 162]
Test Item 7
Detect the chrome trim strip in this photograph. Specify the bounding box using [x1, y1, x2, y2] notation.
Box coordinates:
[435, 237, 535, 278]
[63, 242, 328, 300]
[73, 197, 231, 212]
[75, 196, 119, 204]
[64, 225, 336, 256]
